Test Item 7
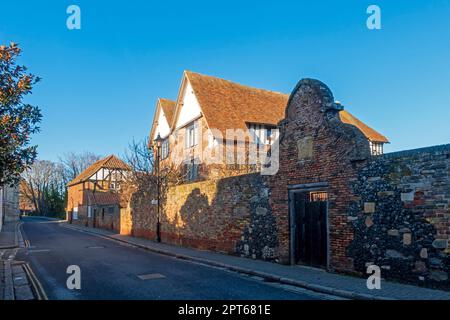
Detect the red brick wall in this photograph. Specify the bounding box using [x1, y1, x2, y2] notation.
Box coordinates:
[268, 79, 371, 270]
[128, 173, 278, 259]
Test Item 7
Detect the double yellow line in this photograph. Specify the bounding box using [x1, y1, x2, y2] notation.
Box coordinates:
[20, 233, 48, 300]
[22, 263, 48, 300]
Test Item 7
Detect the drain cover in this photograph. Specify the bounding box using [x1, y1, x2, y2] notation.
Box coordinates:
[137, 273, 166, 280]
[86, 246, 105, 249]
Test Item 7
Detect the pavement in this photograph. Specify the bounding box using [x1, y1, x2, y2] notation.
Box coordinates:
[60, 221, 450, 300]
[17, 217, 336, 300]
[0, 221, 21, 249]
[0, 220, 39, 300]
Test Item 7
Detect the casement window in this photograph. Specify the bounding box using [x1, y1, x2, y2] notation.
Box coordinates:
[110, 182, 120, 190]
[185, 121, 199, 148]
[161, 138, 169, 159]
[370, 141, 384, 155]
[73, 207, 78, 220]
[108, 206, 114, 214]
[87, 206, 92, 218]
[248, 123, 276, 145]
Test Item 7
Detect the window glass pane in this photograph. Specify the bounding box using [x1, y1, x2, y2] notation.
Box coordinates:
[310, 191, 328, 202]
[194, 121, 199, 146]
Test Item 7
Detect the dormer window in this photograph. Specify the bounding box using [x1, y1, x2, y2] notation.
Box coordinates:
[370, 141, 384, 155]
[248, 123, 276, 145]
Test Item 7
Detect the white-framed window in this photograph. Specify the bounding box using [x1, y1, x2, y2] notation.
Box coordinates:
[110, 182, 120, 190]
[248, 123, 276, 145]
[370, 141, 384, 155]
[87, 206, 92, 218]
[185, 121, 199, 148]
[161, 138, 169, 159]
[73, 207, 78, 220]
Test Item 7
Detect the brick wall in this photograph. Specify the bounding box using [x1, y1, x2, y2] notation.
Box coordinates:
[67, 183, 121, 232]
[128, 173, 279, 260]
[67, 183, 85, 213]
[268, 79, 371, 269]
[92, 205, 120, 232]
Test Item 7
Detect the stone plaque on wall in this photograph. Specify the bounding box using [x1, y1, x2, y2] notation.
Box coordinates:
[297, 136, 314, 161]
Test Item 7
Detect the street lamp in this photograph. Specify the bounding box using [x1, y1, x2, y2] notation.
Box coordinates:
[153, 133, 163, 243]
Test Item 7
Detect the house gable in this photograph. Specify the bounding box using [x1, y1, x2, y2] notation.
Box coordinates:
[152, 104, 171, 140]
[150, 98, 176, 142]
[174, 80, 202, 130]
[66, 155, 130, 187]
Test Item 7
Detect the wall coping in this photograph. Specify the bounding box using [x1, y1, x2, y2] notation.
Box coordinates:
[382, 143, 450, 159]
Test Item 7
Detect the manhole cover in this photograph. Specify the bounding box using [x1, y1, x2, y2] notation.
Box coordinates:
[137, 273, 166, 280]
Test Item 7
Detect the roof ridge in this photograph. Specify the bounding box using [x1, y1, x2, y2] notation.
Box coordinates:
[184, 70, 289, 97]
[159, 97, 176, 103]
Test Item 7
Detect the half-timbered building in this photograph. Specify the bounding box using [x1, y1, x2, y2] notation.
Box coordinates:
[66, 155, 130, 231]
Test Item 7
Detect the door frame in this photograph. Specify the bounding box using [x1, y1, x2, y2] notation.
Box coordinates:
[288, 182, 330, 269]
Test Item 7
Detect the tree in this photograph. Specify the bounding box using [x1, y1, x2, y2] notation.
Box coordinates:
[21, 160, 65, 216]
[0, 42, 42, 186]
[121, 137, 184, 203]
[59, 151, 102, 185]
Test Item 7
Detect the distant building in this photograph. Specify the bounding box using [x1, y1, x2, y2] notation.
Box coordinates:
[66, 155, 130, 232]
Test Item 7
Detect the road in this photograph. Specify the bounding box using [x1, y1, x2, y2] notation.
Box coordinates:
[17, 217, 333, 300]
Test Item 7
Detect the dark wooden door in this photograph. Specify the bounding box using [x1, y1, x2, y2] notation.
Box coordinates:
[294, 193, 327, 267]
[93, 209, 97, 228]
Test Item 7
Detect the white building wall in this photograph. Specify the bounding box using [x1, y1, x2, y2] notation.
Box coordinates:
[175, 81, 202, 129]
[152, 107, 172, 141]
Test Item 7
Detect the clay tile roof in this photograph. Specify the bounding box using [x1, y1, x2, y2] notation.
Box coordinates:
[86, 191, 120, 206]
[159, 98, 176, 126]
[339, 110, 389, 143]
[67, 155, 130, 187]
[184, 71, 388, 143]
[185, 71, 287, 135]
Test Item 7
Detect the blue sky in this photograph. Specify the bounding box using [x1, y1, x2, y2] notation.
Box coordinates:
[1, 0, 449, 161]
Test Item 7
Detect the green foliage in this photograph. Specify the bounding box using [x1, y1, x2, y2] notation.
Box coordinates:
[0, 42, 42, 185]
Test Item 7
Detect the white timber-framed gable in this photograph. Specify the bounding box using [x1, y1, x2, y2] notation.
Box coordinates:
[151, 100, 172, 142]
[173, 78, 202, 131]
[87, 167, 127, 191]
